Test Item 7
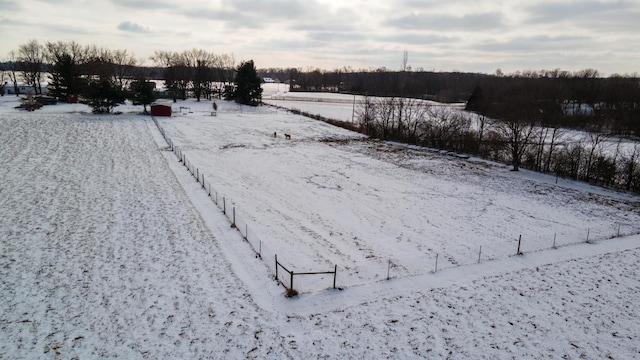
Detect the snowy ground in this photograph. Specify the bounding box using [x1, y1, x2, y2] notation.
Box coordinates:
[1, 94, 639, 358]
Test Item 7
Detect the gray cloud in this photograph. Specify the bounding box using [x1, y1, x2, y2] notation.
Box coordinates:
[0, 0, 21, 11]
[385, 11, 506, 32]
[474, 35, 595, 53]
[110, 0, 174, 9]
[1, 0, 639, 74]
[377, 33, 458, 45]
[117, 21, 152, 33]
[525, 1, 637, 24]
[223, 0, 311, 20]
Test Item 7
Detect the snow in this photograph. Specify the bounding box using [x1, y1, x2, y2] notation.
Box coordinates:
[1, 92, 639, 358]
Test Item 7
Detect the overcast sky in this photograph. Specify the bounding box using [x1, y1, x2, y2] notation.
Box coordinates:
[1, 0, 639, 75]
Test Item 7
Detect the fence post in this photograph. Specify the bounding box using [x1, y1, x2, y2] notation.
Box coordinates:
[196, 168, 199, 182]
[387, 258, 391, 280]
[434, 253, 439, 273]
[275, 255, 278, 281]
[259, 240, 262, 258]
[290, 271, 294, 293]
[553, 233, 557, 249]
[333, 265, 337, 289]
[231, 207, 236, 228]
[478, 246, 482, 263]
[586, 228, 590, 243]
[617, 223, 621, 237]
[517, 235, 522, 255]
[223, 197, 226, 214]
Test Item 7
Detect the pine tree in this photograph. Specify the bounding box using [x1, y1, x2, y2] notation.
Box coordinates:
[233, 60, 262, 106]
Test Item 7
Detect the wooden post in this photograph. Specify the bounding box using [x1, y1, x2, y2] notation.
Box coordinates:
[223, 197, 226, 214]
[617, 223, 621, 237]
[275, 255, 278, 281]
[435, 253, 439, 273]
[259, 240, 262, 258]
[553, 233, 557, 249]
[387, 258, 391, 280]
[231, 207, 236, 228]
[333, 265, 337, 289]
[290, 271, 294, 293]
[245, 224, 248, 240]
[586, 228, 590, 243]
[196, 168, 199, 181]
[478, 246, 482, 263]
[517, 235, 522, 255]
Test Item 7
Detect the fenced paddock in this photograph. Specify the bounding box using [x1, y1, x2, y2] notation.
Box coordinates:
[153, 115, 339, 295]
[150, 104, 640, 295]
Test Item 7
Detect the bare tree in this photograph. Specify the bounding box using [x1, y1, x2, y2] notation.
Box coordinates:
[494, 117, 538, 171]
[623, 143, 640, 191]
[542, 126, 564, 173]
[183, 49, 217, 101]
[111, 49, 138, 90]
[17, 40, 45, 95]
[151, 51, 189, 101]
[5, 50, 21, 96]
[584, 131, 607, 181]
[475, 114, 488, 155]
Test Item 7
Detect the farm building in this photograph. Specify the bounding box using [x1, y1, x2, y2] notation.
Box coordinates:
[150, 103, 172, 117]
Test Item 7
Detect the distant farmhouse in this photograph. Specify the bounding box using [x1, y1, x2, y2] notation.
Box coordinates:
[262, 77, 275, 83]
[3, 83, 45, 96]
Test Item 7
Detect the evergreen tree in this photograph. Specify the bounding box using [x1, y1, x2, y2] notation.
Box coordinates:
[83, 78, 126, 114]
[48, 53, 85, 100]
[130, 77, 158, 114]
[233, 60, 262, 106]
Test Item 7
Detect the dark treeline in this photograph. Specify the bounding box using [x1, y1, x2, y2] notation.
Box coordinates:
[288, 68, 486, 102]
[0, 40, 257, 112]
[288, 67, 640, 135]
[467, 69, 640, 137]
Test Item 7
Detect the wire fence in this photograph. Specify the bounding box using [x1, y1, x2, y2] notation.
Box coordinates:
[152, 115, 337, 296]
[151, 115, 640, 295]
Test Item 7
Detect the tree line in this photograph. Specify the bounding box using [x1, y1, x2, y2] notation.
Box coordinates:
[353, 96, 640, 193]
[286, 67, 640, 192]
[1, 40, 262, 112]
[289, 68, 640, 137]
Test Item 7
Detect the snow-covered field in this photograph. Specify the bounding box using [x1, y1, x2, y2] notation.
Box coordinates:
[1, 93, 639, 358]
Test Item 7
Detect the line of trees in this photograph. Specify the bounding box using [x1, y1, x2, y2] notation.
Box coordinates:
[150, 49, 237, 102]
[289, 67, 640, 138]
[354, 97, 640, 193]
[2, 40, 263, 112]
[1, 40, 157, 113]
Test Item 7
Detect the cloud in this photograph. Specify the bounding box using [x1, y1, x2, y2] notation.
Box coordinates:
[110, 0, 174, 9]
[0, 0, 21, 11]
[474, 35, 595, 53]
[385, 11, 506, 32]
[117, 21, 151, 33]
[377, 33, 458, 46]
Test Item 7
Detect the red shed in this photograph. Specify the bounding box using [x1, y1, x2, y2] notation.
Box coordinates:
[150, 104, 172, 117]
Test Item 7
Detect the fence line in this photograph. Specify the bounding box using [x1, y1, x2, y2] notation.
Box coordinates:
[151, 115, 335, 296]
[151, 116, 639, 295]
[275, 255, 337, 297]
